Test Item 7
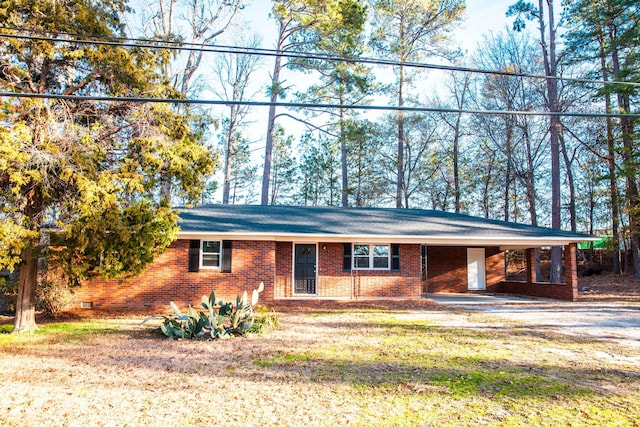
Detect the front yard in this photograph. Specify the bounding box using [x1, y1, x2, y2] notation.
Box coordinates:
[1, 302, 639, 426]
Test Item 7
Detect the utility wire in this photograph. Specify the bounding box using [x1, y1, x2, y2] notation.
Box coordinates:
[2, 91, 640, 118]
[1, 27, 640, 89]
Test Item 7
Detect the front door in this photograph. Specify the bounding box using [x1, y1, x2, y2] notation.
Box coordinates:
[467, 248, 486, 290]
[294, 244, 317, 294]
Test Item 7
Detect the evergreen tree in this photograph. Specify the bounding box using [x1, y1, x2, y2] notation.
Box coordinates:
[508, 0, 564, 282]
[563, 0, 640, 276]
[262, 0, 347, 205]
[0, 0, 216, 332]
[369, 0, 465, 207]
[270, 126, 298, 205]
[295, 0, 372, 206]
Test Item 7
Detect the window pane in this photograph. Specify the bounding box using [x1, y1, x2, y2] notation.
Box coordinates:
[202, 253, 220, 267]
[373, 257, 388, 268]
[353, 245, 369, 256]
[203, 241, 220, 253]
[202, 241, 221, 267]
[355, 257, 370, 268]
[373, 245, 389, 256]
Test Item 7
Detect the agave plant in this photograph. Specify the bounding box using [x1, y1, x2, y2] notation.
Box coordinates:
[156, 302, 207, 339]
[144, 282, 265, 340]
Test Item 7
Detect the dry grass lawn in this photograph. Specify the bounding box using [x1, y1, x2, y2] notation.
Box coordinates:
[1, 297, 639, 426]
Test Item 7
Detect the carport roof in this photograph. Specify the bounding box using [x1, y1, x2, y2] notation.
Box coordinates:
[178, 205, 596, 249]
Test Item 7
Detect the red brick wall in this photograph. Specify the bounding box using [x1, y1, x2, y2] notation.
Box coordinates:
[426, 246, 466, 293]
[274, 242, 293, 298]
[74, 241, 521, 311]
[426, 246, 504, 293]
[564, 243, 579, 301]
[273, 243, 422, 299]
[316, 243, 353, 298]
[496, 281, 576, 300]
[489, 244, 578, 301]
[486, 247, 506, 286]
[73, 239, 276, 311]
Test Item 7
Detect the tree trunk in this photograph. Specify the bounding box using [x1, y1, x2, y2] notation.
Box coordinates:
[396, 63, 405, 208]
[450, 73, 469, 214]
[504, 118, 513, 222]
[340, 86, 348, 207]
[13, 242, 39, 333]
[606, 103, 621, 274]
[270, 146, 279, 205]
[453, 115, 460, 214]
[617, 96, 640, 277]
[222, 105, 237, 204]
[261, 53, 283, 206]
[356, 137, 363, 207]
[536, 0, 562, 283]
[604, 82, 621, 274]
[609, 28, 640, 277]
[559, 133, 577, 232]
[396, 13, 406, 209]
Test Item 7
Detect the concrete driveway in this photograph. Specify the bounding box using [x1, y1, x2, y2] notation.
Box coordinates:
[428, 293, 552, 305]
[428, 293, 640, 348]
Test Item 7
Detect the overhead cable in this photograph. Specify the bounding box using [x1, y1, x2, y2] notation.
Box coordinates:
[2, 91, 639, 118]
[1, 27, 639, 89]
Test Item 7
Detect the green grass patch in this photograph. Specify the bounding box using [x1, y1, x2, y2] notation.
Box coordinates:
[0, 319, 122, 347]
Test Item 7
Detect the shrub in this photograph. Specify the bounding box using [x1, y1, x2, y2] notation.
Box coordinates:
[0, 274, 17, 315]
[37, 278, 74, 317]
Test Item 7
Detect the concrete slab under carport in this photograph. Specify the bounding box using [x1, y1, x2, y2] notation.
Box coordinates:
[427, 293, 553, 306]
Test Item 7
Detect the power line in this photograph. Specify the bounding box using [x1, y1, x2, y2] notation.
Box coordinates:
[1, 27, 639, 89]
[2, 91, 640, 118]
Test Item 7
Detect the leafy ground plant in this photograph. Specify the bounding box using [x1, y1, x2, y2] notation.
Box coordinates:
[145, 282, 266, 339]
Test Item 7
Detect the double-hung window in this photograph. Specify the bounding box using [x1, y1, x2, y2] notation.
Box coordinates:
[353, 244, 390, 270]
[201, 241, 221, 268]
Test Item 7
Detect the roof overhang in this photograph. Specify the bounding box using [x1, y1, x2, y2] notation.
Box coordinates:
[178, 231, 599, 249]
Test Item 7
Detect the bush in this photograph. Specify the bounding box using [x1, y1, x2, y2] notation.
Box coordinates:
[0, 274, 17, 315]
[0, 266, 74, 317]
[37, 278, 74, 317]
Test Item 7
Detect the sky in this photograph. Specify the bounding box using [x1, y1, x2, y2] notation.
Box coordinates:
[239, 0, 519, 52]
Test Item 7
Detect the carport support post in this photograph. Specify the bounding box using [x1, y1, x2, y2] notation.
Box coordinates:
[564, 243, 579, 301]
[526, 248, 536, 285]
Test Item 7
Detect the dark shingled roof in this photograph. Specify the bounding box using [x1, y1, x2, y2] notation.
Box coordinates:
[178, 205, 594, 247]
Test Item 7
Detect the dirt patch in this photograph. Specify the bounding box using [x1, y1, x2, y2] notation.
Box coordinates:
[579, 273, 640, 300]
[271, 298, 448, 312]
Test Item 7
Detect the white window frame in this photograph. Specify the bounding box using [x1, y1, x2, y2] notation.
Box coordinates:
[200, 240, 222, 269]
[353, 244, 390, 270]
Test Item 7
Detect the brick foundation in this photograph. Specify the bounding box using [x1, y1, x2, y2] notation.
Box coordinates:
[493, 281, 576, 300]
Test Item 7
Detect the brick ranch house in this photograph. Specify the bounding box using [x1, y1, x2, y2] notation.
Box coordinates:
[73, 205, 596, 311]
